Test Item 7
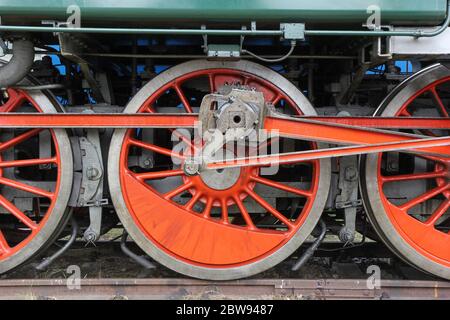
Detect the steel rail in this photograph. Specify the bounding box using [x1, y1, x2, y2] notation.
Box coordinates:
[0, 278, 448, 300]
[0, 113, 448, 129]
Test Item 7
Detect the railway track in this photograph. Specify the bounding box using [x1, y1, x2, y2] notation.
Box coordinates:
[1, 0, 450, 288]
[1, 240, 448, 300]
[0, 278, 449, 300]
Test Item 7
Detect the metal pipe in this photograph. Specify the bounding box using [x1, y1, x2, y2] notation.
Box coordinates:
[12, 84, 64, 90]
[242, 41, 296, 62]
[292, 220, 327, 271]
[80, 53, 357, 60]
[0, 25, 283, 36]
[34, 50, 358, 60]
[35, 213, 78, 271]
[0, 2, 449, 39]
[0, 38, 34, 88]
[120, 230, 156, 270]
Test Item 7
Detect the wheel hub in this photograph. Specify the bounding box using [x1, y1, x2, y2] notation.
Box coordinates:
[199, 85, 266, 138]
[199, 150, 241, 190]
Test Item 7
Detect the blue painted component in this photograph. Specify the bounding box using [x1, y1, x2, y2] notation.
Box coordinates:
[366, 61, 414, 75]
[48, 45, 66, 75]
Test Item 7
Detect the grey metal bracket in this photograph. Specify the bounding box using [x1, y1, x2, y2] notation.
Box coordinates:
[335, 156, 360, 244]
[336, 199, 363, 210]
[82, 130, 107, 243]
[68, 126, 107, 243]
[41, 20, 69, 28]
[58, 33, 107, 103]
[77, 132, 105, 206]
[204, 23, 248, 60]
[0, 38, 8, 56]
[201, 25, 208, 53]
[41, 20, 71, 37]
[84, 199, 109, 207]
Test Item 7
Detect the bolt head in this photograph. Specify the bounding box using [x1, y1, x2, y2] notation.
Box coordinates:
[344, 167, 358, 181]
[86, 167, 100, 180]
[84, 231, 97, 242]
[183, 159, 201, 176]
[388, 161, 399, 171]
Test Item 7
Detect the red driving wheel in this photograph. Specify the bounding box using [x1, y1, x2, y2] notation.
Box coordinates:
[0, 86, 73, 274]
[109, 60, 331, 280]
[362, 64, 450, 280]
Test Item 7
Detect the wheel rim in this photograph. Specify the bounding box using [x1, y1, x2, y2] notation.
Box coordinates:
[363, 64, 450, 278]
[0, 86, 72, 273]
[109, 60, 331, 279]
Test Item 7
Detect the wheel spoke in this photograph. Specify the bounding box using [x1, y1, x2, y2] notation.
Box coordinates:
[399, 184, 449, 211]
[233, 195, 256, 230]
[144, 93, 198, 152]
[0, 195, 37, 230]
[418, 154, 449, 165]
[1, 89, 26, 113]
[430, 87, 449, 118]
[174, 84, 193, 113]
[242, 76, 250, 86]
[425, 200, 450, 226]
[0, 177, 54, 199]
[0, 229, 10, 254]
[172, 129, 198, 155]
[0, 129, 42, 153]
[272, 94, 283, 105]
[142, 103, 156, 113]
[246, 188, 294, 229]
[0, 157, 57, 169]
[128, 138, 186, 161]
[382, 171, 446, 183]
[134, 169, 184, 181]
[185, 192, 202, 211]
[203, 197, 214, 218]
[163, 182, 193, 200]
[251, 175, 312, 198]
[208, 74, 215, 93]
[221, 198, 229, 224]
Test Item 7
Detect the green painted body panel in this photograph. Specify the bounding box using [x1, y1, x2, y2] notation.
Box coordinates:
[0, 0, 446, 25]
